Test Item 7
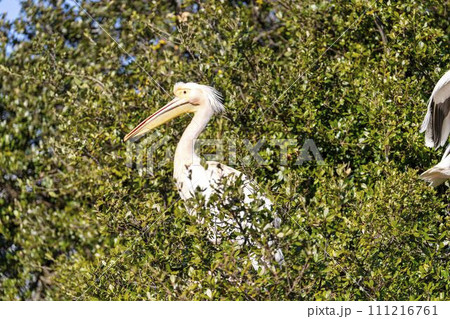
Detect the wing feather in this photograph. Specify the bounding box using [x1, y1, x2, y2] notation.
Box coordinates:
[421, 70, 450, 148]
[431, 99, 450, 148]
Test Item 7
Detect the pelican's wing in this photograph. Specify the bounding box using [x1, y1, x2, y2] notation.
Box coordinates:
[205, 161, 272, 209]
[178, 161, 282, 268]
[175, 161, 257, 203]
[420, 144, 450, 187]
[205, 161, 283, 267]
[421, 70, 450, 148]
[420, 162, 450, 187]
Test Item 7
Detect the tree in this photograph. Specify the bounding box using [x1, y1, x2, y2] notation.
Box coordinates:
[0, 0, 449, 300]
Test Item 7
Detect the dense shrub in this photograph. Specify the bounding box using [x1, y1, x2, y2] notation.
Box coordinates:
[0, 0, 449, 300]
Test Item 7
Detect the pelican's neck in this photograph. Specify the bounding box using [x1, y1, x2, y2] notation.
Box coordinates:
[174, 108, 213, 179]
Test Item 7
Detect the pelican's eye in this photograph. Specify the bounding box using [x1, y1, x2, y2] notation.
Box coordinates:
[183, 90, 187, 94]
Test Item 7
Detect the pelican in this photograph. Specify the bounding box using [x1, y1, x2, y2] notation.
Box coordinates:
[420, 70, 450, 148]
[420, 70, 450, 186]
[124, 82, 283, 268]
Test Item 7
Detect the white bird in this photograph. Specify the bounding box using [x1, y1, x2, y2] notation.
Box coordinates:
[420, 70, 450, 187]
[420, 144, 450, 187]
[420, 70, 450, 148]
[124, 82, 283, 268]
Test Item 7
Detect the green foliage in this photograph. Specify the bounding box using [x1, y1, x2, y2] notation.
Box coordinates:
[0, 0, 449, 300]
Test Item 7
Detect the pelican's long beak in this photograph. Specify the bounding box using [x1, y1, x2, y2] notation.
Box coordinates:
[124, 98, 191, 141]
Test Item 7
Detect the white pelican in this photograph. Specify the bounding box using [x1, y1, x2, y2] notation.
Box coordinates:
[124, 82, 283, 268]
[420, 70, 450, 148]
[420, 70, 450, 186]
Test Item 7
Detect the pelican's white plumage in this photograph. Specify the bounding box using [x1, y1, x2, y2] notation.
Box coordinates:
[420, 70, 450, 148]
[420, 144, 450, 187]
[124, 82, 283, 268]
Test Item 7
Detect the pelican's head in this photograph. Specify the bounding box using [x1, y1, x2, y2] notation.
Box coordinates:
[124, 82, 224, 141]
